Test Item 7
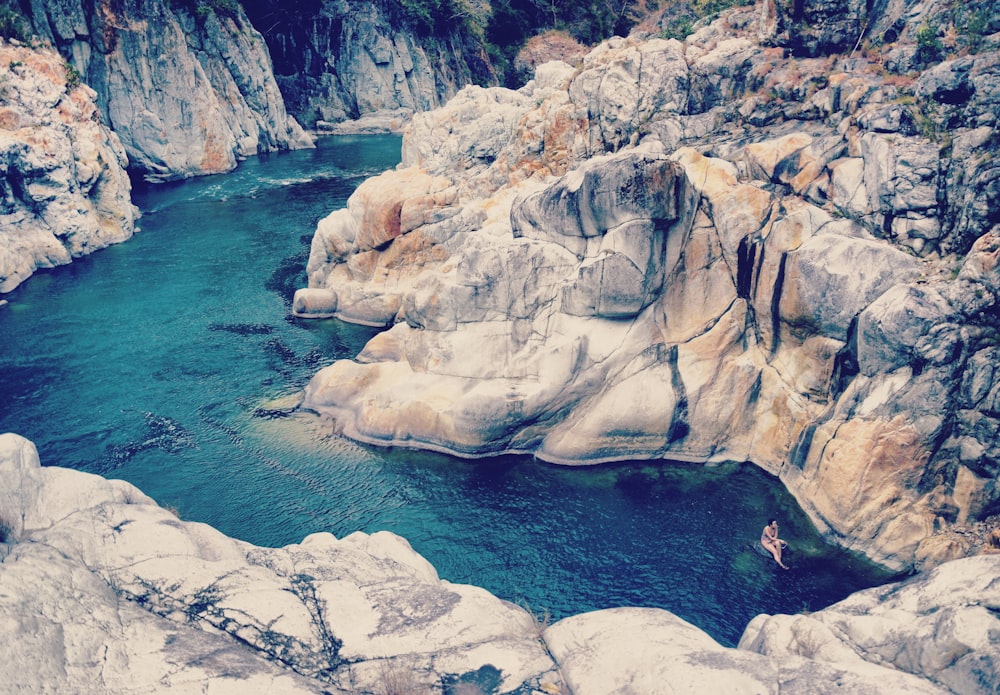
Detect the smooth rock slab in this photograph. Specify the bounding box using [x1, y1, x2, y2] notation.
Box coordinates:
[544, 606, 947, 695]
[1, 432, 995, 693]
[740, 555, 1000, 695]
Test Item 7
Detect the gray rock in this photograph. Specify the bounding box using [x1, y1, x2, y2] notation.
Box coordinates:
[3, 431, 995, 693]
[779, 229, 923, 342]
[0, 43, 138, 293]
[24, 0, 313, 181]
[741, 555, 1000, 695]
[246, 0, 497, 130]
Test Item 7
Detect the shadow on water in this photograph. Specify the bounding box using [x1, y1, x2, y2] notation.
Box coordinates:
[0, 134, 898, 648]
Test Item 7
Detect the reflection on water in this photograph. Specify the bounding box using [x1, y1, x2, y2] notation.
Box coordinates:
[0, 135, 896, 647]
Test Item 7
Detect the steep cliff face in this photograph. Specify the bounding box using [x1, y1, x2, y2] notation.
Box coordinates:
[23, 0, 313, 181]
[0, 40, 138, 293]
[294, 4, 1000, 571]
[242, 0, 498, 131]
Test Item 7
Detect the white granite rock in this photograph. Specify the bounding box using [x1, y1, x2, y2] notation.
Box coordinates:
[24, 1, 314, 182]
[545, 606, 948, 694]
[295, 18, 1000, 572]
[0, 432, 561, 693]
[740, 555, 1000, 694]
[0, 43, 139, 293]
[4, 431, 997, 693]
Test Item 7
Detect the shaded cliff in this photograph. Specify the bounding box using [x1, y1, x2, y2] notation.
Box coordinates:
[21, 0, 313, 181]
[241, 0, 498, 131]
[293, 1, 1000, 571]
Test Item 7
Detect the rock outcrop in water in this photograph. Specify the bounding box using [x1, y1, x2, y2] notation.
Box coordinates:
[294, 2, 1000, 571]
[0, 41, 138, 293]
[2, 432, 997, 693]
[22, 0, 313, 182]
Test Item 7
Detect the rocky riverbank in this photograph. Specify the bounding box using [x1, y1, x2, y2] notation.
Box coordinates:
[21, 0, 314, 182]
[2, 432, 997, 693]
[292, 1, 1000, 573]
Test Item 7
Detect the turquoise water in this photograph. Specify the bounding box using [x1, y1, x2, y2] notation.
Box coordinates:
[0, 135, 896, 646]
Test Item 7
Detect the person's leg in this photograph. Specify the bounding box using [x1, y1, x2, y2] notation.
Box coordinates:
[773, 543, 788, 569]
[764, 540, 787, 568]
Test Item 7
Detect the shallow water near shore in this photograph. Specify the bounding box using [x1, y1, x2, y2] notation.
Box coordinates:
[0, 135, 897, 647]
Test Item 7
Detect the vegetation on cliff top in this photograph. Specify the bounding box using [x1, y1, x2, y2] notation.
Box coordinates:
[0, 0, 30, 42]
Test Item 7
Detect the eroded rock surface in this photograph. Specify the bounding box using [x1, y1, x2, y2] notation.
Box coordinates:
[0, 42, 138, 293]
[243, 0, 498, 132]
[3, 432, 997, 693]
[295, 5, 1000, 571]
[23, 0, 313, 181]
[741, 555, 1000, 695]
[0, 433, 562, 694]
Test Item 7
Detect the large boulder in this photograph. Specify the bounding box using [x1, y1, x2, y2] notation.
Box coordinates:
[294, 8, 1000, 573]
[741, 555, 1000, 695]
[0, 432, 562, 693]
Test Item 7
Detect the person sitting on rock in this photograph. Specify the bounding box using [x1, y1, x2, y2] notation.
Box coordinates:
[761, 518, 789, 569]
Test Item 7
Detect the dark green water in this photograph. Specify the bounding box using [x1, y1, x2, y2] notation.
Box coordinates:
[0, 135, 896, 646]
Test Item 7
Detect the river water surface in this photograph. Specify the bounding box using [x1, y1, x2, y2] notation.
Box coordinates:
[0, 135, 896, 646]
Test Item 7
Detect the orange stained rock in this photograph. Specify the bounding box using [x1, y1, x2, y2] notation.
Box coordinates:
[744, 132, 814, 180]
[199, 127, 232, 174]
[352, 169, 453, 252]
[810, 415, 930, 520]
[346, 249, 380, 282]
[964, 230, 1000, 278]
[0, 108, 22, 130]
[377, 228, 450, 271]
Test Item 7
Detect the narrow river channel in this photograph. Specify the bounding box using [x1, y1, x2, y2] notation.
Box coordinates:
[0, 134, 896, 646]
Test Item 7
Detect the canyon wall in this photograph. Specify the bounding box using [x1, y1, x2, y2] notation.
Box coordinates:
[293, 3, 1000, 571]
[242, 0, 498, 132]
[23, 0, 313, 181]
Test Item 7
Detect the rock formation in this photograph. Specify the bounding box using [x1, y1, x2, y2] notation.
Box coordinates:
[22, 0, 313, 181]
[242, 0, 498, 132]
[2, 432, 997, 693]
[293, 3, 1000, 571]
[0, 41, 138, 293]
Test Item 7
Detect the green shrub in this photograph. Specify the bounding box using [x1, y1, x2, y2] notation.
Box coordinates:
[172, 0, 242, 20]
[64, 61, 82, 88]
[0, 2, 31, 42]
[915, 20, 943, 66]
[959, 7, 989, 54]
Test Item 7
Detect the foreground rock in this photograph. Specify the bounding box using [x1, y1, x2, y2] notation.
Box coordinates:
[741, 555, 1000, 694]
[3, 432, 997, 693]
[294, 5, 1000, 571]
[0, 41, 139, 293]
[0, 433, 560, 694]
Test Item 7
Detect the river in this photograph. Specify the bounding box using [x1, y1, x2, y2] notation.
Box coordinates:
[0, 134, 896, 646]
